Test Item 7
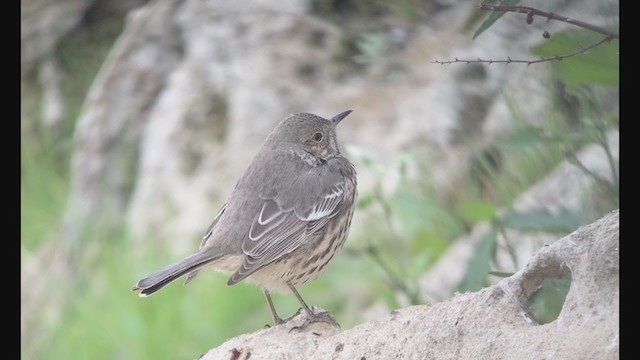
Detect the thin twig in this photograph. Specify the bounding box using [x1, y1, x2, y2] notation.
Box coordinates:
[498, 227, 520, 271]
[432, 36, 613, 65]
[594, 121, 619, 194]
[374, 183, 396, 237]
[364, 245, 421, 305]
[434, 3, 619, 65]
[563, 149, 617, 195]
[478, 3, 619, 39]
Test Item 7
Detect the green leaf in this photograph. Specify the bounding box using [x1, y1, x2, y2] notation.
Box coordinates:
[410, 232, 451, 271]
[354, 32, 389, 65]
[457, 231, 497, 292]
[533, 28, 619, 89]
[356, 191, 376, 209]
[498, 208, 583, 233]
[529, 276, 571, 324]
[473, 0, 522, 40]
[495, 125, 545, 149]
[457, 201, 498, 223]
[489, 271, 515, 278]
[390, 187, 462, 240]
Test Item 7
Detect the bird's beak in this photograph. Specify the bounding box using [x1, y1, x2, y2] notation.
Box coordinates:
[331, 110, 353, 126]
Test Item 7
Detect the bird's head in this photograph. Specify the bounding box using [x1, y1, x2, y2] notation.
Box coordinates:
[266, 110, 352, 161]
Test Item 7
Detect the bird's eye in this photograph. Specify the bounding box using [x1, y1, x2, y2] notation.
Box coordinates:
[312, 132, 323, 142]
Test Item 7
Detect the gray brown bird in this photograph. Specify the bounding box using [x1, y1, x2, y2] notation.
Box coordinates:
[133, 110, 357, 329]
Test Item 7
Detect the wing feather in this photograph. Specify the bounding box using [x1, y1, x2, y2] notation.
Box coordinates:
[228, 166, 353, 285]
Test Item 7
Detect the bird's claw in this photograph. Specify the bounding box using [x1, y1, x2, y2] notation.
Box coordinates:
[288, 309, 340, 333]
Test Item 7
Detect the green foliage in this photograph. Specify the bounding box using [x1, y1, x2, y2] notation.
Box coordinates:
[26, 222, 357, 359]
[533, 29, 619, 89]
[21, 140, 69, 250]
[498, 208, 584, 234]
[311, 0, 425, 22]
[452, 7, 619, 299]
[456, 201, 498, 223]
[456, 231, 497, 292]
[38, 236, 267, 360]
[349, 149, 466, 306]
[472, 0, 523, 39]
[349, 67, 617, 300]
[378, 0, 425, 23]
[390, 186, 462, 244]
[21, 10, 123, 251]
[529, 276, 572, 324]
[353, 32, 389, 65]
[496, 124, 547, 150]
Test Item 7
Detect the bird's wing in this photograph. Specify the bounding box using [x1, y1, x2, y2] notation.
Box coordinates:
[198, 203, 226, 249]
[184, 203, 226, 284]
[227, 160, 354, 285]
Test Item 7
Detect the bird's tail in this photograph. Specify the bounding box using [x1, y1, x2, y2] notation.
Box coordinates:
[132, 251, 219, 297]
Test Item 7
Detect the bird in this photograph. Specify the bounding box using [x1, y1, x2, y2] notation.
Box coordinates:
[133, 110, 358, 330]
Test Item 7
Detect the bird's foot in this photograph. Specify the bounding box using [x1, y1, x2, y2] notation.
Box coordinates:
[288, 308, 340, 333]
[265, 308, 303, 328]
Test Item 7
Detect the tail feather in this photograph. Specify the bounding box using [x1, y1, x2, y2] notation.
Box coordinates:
[133, 252, 218, 297]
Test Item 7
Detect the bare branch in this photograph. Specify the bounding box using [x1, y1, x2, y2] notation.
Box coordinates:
[563, 148, 617, 195]
[432, 35, 613, 66]
[478, 3, 619, 39]
[434, 3, 618, 65]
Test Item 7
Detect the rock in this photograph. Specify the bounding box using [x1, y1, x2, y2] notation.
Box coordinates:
[21, 0, 93, 75]
[63, 0, 186, 247]
[201, 210, 619, 359]
[21, 0, 146, 75]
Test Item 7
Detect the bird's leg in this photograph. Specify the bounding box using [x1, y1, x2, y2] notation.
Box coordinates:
[288, 285, 340, 331]
[263, 290, 286, 326]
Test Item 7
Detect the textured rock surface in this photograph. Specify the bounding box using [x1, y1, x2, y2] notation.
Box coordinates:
[202, 210, 619, 360]
[21, 0, 93, 74]
[63, 0, 187, 246]
[21, 0, 145, 75]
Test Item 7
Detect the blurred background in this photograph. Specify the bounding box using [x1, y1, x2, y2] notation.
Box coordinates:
[21, 0, 618, 359]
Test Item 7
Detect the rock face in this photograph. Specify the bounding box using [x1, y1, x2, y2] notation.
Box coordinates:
[63, 0, 187, 246]
[201, 210, 619, 359]
[62, 0, 619, 253]
[21, 0, 146, 75]
[21, 0, 93, 75]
